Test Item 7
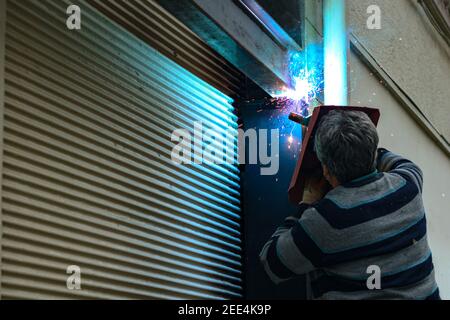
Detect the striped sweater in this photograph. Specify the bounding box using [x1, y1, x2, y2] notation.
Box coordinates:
[260, 149, 440, 300]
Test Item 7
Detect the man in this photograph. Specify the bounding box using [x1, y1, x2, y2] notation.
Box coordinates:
[260, 110, 440, 300]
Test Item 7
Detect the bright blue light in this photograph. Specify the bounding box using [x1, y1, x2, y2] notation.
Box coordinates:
[271, 44, 323, 153]
[324, 0, 348, 105]
[276, 45, 324, 106]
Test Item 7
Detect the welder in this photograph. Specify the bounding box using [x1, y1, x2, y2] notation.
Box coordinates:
[260, 109, 440, 300]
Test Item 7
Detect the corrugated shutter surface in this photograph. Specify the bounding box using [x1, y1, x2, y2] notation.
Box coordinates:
[88, 0, 244, 98]
[1, 0, 242, 299]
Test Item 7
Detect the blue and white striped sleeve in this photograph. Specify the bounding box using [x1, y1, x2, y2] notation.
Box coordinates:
[259, 205, 317, 284]
[377, 148, 424, 192]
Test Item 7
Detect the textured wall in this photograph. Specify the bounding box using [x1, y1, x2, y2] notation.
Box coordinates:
[350, 51, 450, 299]
[348, 0, 450, 142]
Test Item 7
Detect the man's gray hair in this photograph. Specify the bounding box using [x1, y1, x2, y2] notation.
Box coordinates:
[315, 110, 379, 184]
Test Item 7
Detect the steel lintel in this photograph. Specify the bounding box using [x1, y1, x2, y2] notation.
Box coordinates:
[156, 0, 295, 96]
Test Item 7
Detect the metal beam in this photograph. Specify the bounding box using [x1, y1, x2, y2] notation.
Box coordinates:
[156, 0, 294, 96]
[237, 0, 303, 51]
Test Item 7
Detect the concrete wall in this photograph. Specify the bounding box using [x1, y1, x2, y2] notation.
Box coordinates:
[348, 0, 450, 142]
[348, 0, 450, 299]
[349, 51, 450, 299]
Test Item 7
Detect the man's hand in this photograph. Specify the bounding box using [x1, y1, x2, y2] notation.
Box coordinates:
[302, 173, 329, 204]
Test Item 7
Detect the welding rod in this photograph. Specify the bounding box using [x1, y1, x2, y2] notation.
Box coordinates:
[289, 112, 311, 126]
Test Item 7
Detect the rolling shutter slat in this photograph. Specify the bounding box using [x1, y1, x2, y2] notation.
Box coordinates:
[1, 0, 242, 300]
[87, 0, 244, 97]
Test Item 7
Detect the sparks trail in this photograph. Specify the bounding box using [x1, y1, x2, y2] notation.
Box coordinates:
[269, 45, 324, 152]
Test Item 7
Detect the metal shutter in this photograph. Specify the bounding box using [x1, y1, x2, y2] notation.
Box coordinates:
[1, 0, 242, 299]
[88, 0, 244, 98]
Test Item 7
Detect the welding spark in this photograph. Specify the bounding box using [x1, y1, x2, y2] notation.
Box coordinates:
[288, 135, 294, 144]
[277, 69, 321, 105]
[274, 46, 324, 114]
[268, 44, 324, 153]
